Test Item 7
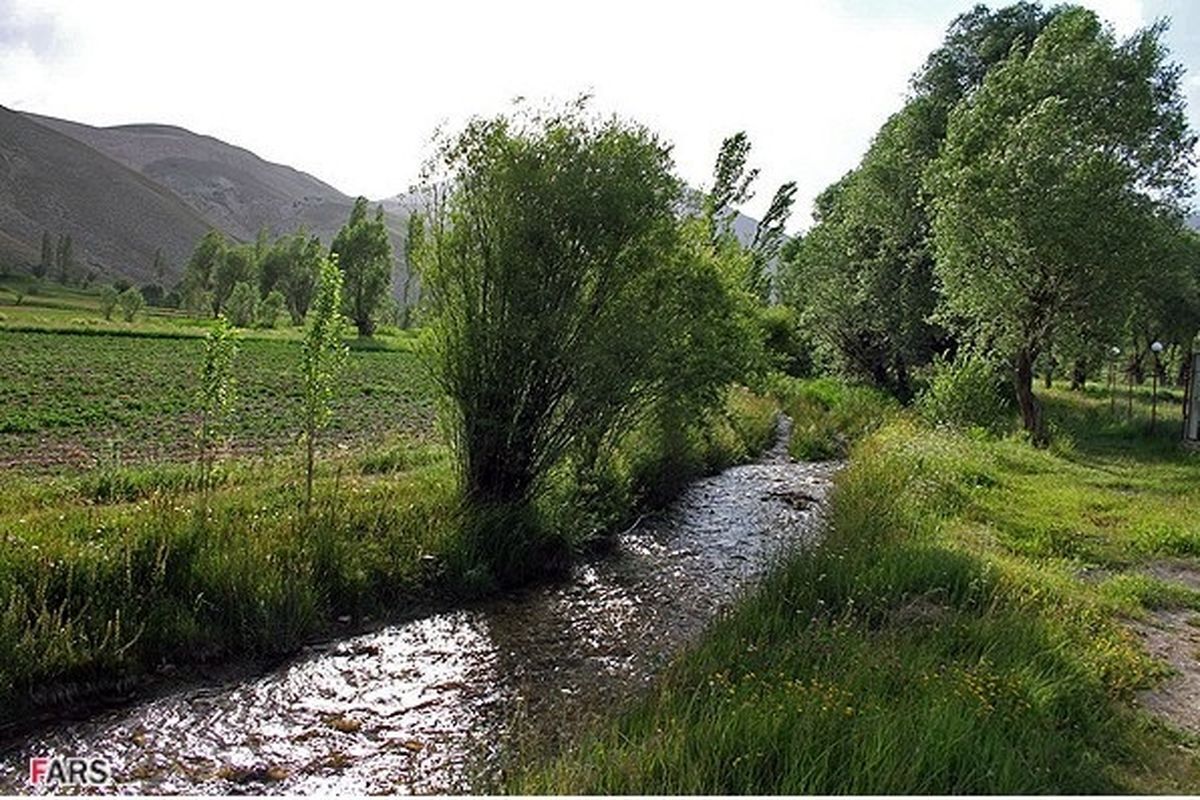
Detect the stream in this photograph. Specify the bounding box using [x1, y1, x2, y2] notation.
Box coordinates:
[0, 417, 837, 795]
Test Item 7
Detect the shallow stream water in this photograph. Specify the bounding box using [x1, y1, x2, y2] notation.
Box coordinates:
[0, 417, 837, 794]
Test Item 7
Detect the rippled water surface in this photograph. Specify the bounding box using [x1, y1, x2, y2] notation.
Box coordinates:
[0, 419, 836, 794]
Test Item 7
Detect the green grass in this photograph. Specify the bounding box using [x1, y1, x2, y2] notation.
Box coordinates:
[775, 376, 898, 460]
[0, 377, 779, 723]
[0, 329, 434, 470]
[512, 385, 1200, 794]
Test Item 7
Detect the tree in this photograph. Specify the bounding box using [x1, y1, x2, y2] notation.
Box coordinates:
[300, 254, 347, 511]
[36, 232, 52, 279]
[747, 181, 796, 302]
[153, 248, 167, 283]
[98, 285, 119, 320]
[55, 234, 74, 284]
[926, 9, 1195, 442]
[224, 281, 258, 327]
[281, 232, 324, 324]
[417, 102, 757, 516]
[258, 289, 286, 329]
[183, 230, 227, 315]
[118, 286, 145, 322]
[706, 132, 758, 243]
[401, 212, 424, 328]
[781, 2, 1060, 398]
[195, 318, 238, 501]
[331, 197, 392, 336]
[213, 245, 256, 316]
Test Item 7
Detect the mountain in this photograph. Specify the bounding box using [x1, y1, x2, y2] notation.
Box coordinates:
[16, 111, 410, 288]
[30, 113, 372, 245]
[0, 105, 215, 283]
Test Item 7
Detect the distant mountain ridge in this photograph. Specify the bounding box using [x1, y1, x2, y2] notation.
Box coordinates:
[1, 109, 410, 287]
[2, 109, 770, 292]
[0, 105, 214, 283]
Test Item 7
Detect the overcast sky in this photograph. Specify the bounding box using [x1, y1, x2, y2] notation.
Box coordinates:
[1, 0, 1196, 229]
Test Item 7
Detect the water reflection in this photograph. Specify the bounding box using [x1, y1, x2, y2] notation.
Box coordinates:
[0, 420, 836, 794]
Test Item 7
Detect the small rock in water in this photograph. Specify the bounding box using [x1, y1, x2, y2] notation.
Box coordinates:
[326, 714, 362, 734]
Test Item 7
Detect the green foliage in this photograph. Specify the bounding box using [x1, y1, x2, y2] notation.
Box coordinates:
[258, 289, 286, 329]
[926, 8, 1195, 440]
[37, 231, 52, 280]
[301, 255, 348, 509]
[331, 197, 392, 337]
[917, 352, 1015, 435]
[781, 4, 1061, 400]
[419, 101, 759, 519]
[98, 284, 119, 320]
[117, 286, 144, 322]
[55, 234, 74, 285]
[757, 304, 812, 377]
[195, 318, 238, 496]
[515, 389, 1200, 794]
[778, 378, 897, 460]
[224, 281, 258, 328]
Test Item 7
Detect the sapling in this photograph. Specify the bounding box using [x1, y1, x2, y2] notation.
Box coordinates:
[300, 254, 347, 511]
[195, 317, 238, 503]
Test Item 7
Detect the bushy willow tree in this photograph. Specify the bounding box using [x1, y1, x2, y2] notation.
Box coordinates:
[926, 8, 1195, 442]
[416, 102, 758, 509]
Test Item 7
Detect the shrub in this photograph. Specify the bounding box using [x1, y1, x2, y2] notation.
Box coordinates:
[917, 353, 1015, 436]
[117, 287, 145, 322]
[225, 282, 258, 328]
[757, 304, 813, 377]
[258, 289, 286, 329]
[98, 285, 119, 320]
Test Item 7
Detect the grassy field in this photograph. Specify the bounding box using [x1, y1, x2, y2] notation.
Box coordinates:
[512, 383, 1200, 793]
[0, 278, 782, 723]
[0, 277, 434, 470]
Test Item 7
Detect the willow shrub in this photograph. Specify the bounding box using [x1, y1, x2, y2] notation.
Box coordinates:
[417, 101, 761, 581]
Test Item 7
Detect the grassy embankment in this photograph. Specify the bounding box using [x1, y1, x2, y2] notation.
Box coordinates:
[0, 276, 778, 723]
[514, 380, 1200, 794]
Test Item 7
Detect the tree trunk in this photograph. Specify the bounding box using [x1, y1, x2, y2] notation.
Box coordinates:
[1015, 348, 1047, 446]
[1070, 359, 1087, 391]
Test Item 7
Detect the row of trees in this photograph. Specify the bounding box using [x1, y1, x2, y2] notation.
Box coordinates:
[781, 3, 1198, 441]
[179, 198, 397, 335]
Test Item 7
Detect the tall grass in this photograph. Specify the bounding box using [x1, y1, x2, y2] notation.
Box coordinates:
[0, 387, 778, 722]
[512, 386, 1200, 793]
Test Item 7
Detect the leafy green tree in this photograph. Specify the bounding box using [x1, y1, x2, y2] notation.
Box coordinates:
[98, 284, 119, 320]
[747, 181, 796, 303]
[281, 232, 324, 324]
[224, 281, 258, 328]
[401, 212, 424, 328]
[258, 289, 286, 329]
[152, 248, 167, 283]
[118, 286, 145, 322]
[55, 234, 74, 284]
[706, 132, 758, 243]
[36, 231, 52, 279]
[331, 197, 392, 336]
[214, 245, 256, 316]
[781, 2, 1059, 398]
[140, 283, 165, 307]
[195, 317, 238, 500]
[300, 254, 348, 510]
[418, 103, 757, 514]
[183, 230, 227, 315]
[926, 9, 1195, 442]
